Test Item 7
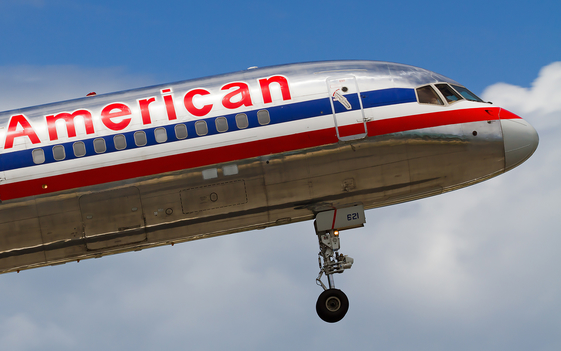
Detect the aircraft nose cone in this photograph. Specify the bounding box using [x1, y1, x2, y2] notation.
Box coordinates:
[500, 113, 539, 171]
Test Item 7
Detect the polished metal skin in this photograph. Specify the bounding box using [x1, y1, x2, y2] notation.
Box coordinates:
[0, 61, 538, 274]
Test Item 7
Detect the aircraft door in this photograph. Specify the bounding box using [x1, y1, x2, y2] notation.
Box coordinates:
[0, 171, 5, 201]
[80, 187, 146, 250]
[327, 76, 367, 141]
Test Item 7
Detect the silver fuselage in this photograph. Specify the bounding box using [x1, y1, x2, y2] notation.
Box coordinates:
[0, 61, 538, 273]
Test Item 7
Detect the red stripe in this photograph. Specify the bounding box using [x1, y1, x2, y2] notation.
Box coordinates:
[0, 107, 513, 201]
[331, 209, 337, 230]
[367, 106, 504, 136]
[498, 108, 522, 120]
[338, 123, 366, 137]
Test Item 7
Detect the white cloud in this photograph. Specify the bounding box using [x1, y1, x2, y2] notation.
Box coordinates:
[482, 61, 561, 130]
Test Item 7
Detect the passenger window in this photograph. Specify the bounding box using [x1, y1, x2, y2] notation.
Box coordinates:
[134, 131, 147, 146]
[73, 141, 86, 157]
[215, 117, 228, 132]
[53, 145, 65, 161]
[195, 120, 208, 136]
[435, 84, 463, 104]
[114, 134, 126, 150]
[32, 148, 45, 164]
[257, 109, 270, 125]
[451, 85, 483, 102]
[94, 138, 106, 153]
[175, 124, 188, 139]
[416, 85, 444, 105]
[155, 128, 167, 143]
[235, 113, 248, 129]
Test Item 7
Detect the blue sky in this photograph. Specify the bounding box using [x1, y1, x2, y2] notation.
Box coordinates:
[0, 1, 560, 350]
[1, 0, 559, 93]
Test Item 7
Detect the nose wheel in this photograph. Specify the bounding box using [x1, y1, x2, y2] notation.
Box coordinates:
[314, 221, 354, 323]
[316, 288, 349, 323]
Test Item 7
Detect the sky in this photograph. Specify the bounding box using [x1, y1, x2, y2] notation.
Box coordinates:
[0, 1, 560, 350]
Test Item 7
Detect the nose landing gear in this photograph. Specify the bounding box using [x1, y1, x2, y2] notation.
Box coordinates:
[313, 205, 364, 322]
[315, 225, 354, 323]
[314, 204, 366, 323]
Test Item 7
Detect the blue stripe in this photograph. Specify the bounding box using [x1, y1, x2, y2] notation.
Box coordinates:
[361, 88, 417, 108]
[0, 88, 416, 172]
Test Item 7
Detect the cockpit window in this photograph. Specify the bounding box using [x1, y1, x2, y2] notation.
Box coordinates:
[416, 85, 444, 105]
[451, 84, 483, 102]
[435, 84, 463, 104]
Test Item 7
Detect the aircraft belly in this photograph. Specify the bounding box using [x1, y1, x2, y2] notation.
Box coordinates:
[0, 217, 45, 271]
[79, 187, 146, 250]
[180, 180, 248, 215]
[39, 210, 85, 261]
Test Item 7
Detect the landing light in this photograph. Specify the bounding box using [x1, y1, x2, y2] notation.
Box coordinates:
[334, 230, 339, 236]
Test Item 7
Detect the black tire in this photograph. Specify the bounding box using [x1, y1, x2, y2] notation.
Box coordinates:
[316, 289, 349, 323]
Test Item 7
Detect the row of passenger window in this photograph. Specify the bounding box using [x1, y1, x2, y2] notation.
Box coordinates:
[31, 111, 271, 164]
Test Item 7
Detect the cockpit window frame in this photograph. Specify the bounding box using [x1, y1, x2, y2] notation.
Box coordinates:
[450, 84, 484, 102]
[435, 83, 464, 104]
[415, 82, 483, 106]
[415, 84, 445, 106]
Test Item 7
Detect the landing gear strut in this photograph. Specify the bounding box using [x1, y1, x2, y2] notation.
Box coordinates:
[315, 222, 354, 323]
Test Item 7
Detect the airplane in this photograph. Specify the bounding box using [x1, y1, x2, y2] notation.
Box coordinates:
[0, 60, 539, 323]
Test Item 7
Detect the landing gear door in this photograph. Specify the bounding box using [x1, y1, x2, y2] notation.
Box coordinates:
[0, 171, 5, 202]
[327, 76, 367, 141]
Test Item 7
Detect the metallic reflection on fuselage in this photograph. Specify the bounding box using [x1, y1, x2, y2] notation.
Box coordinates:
[0, 61, 538, 273]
